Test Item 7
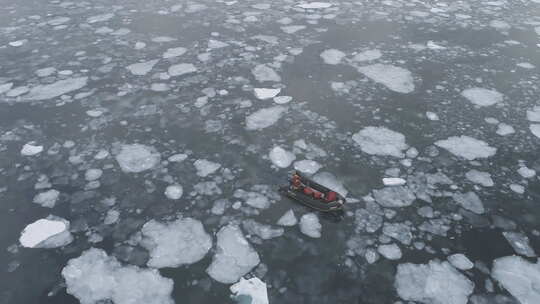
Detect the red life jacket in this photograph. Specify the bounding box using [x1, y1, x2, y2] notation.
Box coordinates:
[326, 191, 337, 202]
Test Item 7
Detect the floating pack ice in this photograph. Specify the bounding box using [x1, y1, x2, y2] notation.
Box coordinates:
[115, 144, 161, 173]
[19, 217, 73, 248]
[230, 277, 269, 304]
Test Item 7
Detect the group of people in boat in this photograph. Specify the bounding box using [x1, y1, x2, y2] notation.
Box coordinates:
[290, 173, 338, 203]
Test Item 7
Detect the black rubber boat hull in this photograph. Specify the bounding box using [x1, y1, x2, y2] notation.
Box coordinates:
[279, 186, 345, 212]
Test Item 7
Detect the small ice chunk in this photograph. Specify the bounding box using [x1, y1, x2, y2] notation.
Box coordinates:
[299, 213, 322, 238]
[353, 49, 382, 62]
[510, 183, 525, 194]
[230, 277, 269, 304]
[168, 153, 187, 162]
[281, 25, 306, 34]
[453, 192, 485, 214]
[20, 218, 72, 248]
[21, 143, 43, 156]
[163, 47, 187, 59]
[373, 186, 416, 208]
[126, 60, 159, 76]
[352, 127, 408, 158]
[517, 62, 535, 69]
[85, 169, 103, 181]
[448, 254, 474, 270]
[490, 20, 510, 30]
[242, 219, 284, 240]
[254, 88, 281, 100]
[252, 64, 281, 82]
[9, 39, 27, 47]
[269, 146, 296, 168]
[293, 159, 322, 174]
[104, 210, 120, 225]
[492, 255, 540, 304]
[357, 64, 415, 93]
[383, 177, 406, 186]
[502, 231, 536, 257]
[208, 39, 229, 49]
[426, 111, 440, 121]
[194, 159, 221, 177]
[35, 67, 56, 77]
[140, 218, 212, 268]
[245, 106, 286, 130]
[206, 225, 260, 284]
[465, 170, 494, 187]
[297, 2, 333, 9]
[320, 49, 346, 65]
[0, 82, 13, 94]
[378, 244, 402, 260]
[164, 184, 183, 200]
[87, 13, 114, 23]
[116, 144, 161, 173]
[168, 63, 197, 76]
[273, 95, 292, 104]
[234, 189, 271, 209]
[277, 210, 297, 226]
[518, 166, 536, 179]
[33, 189, 60, 208]
[435, 136, 496, 160]
[461, 88, 503, 107]
[25, 77, 88, 101]
[395, 260, 474, 304]
[496, 123, 515, 136]
[383, 223, 412, 245]
[62, 248, 174, 304]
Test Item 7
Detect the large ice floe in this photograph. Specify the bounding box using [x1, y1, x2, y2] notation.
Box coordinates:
[269, 146, 296, 168]
[230, 277, 269, 304]
[245, 106, 286, 130]
[492, 256, 540, 304]
[372, 186, 416, 208]
[33, 189, 60, 208]
[299, 213, 322, 238]
[461, 87, 503, 107]
[115, 144, 161, 173]
[126, 60, 159, 76]
[435, 136, 496, 160]
[357, 64, 415, 93]
[452, 192, 485, 214]
[139, 218, 212, 268]
[23, 77, 88, 100]
[194, 159, 221, 177]
[320, 49, 346, 65]
[352, 127, 408, 158]
[252, 64, 281, 82]
[206, 225, 260, 283]
[62, 248, 174, 304]
[19, 217, 73, 248]
[395, 260, 474, 304]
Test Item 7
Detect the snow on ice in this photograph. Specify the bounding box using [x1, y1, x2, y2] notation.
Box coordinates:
[252, 64, 281, 82]
[269, 146, 296, 168]
[461, 88, 503, 107]
[502, 231, 536, 257]
[320, 49, 346, 65]
[293, 159, 322, 174]
[21, 143, 43, 156]
[299, 213, 322, 238]
[352, 127, 408, 158]
[447, 254, 474, 270]
[194, 159, 221, 177]
[62, 248, 174, 304]
[23, 76, 88, 100]
[254, 88, 281, 100]
[492, 256, 540, 304]
[140, 218, 212, 268]
[242, 219, 284, 240]
[453, 192, 485, 214]
[378, 244, 402, 260]
[19, 217, 73, 248]
[115, 144, 161, 173]
[357, 64, 415, 93]
[373, 186, 416, 208]
[245, 106, 286, 130]
[206, 225, 260, 284]
[168, 63, 197, 76]
[164, 184, 183, 200]
[465, 169, 494, 187]
[277, 210, 298, 226]
[33, 189, 60, 208]
[126, 60, 159, 76]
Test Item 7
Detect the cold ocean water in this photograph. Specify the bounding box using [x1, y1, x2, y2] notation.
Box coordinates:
[1, 0, 540, 303]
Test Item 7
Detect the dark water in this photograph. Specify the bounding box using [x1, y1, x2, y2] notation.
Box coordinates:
[1, 0, 540, 303]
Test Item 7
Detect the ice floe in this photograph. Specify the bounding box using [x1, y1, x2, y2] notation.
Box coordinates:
[206, 225, 260, 284]
[269, 146, 296, 168]
[461, 88, 503, 107]
[164, 184, 183, 200]
[168, 63, 197, 76]
[163, 47, 187, 59]
[273, 95, 292, 104]
[245, 106, 286, 130]
[87, 13, 114, 24]
[293, 159, 322, 174]
[115, 144, 161, 173]
[448, 254, 474, 270]
[526, 106, 540, 122]
[277, 210, 298, 226]
[254, 88, 281, 100]
[299, 213, 322, 238]
[383, 222, 412, 245]
[252, 64, 281, 82]
[435, 136, 496, 160]
[492, 256, 540, 304]
[19, 217, 73, 248]
[234, 189, 271, 209]
[21, 143, 43, 156]
[378, 244, 402, 260]
[465, 170, 494, 187]
[140, 218, 212, 268]
[395, 260, 474, 304]
[320, 49, 346, 65]
[85, 169, 103, 181]
[453, 192, 485, 214]
[530, 124, 540, 138]
[353, 49, 382, 62]
[357, 64, 415, 93]
[502, 231, 536, 257]
[352, 127, 408, 158]
[382, 177, 406, 186]
[33, 189, 60, 208]
[496, 123, 515, 136]
[126, 60, 159, 76]
[194, 159, 221, 177]
[243, 219, 284, 240]
[373, 186, 415, 208]
[62, 248, 174, 304]
[230, 277, 269, 304]
[25, 77, 88, 100]
[297, 2, 333, 9]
